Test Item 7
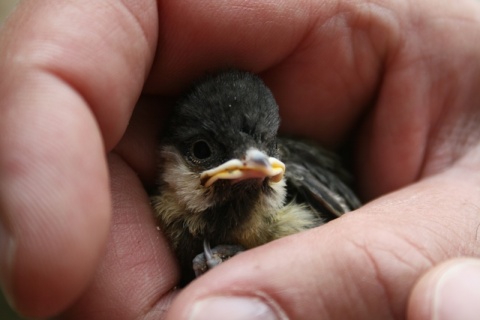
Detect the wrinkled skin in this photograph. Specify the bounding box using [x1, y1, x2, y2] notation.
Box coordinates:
[1, 0, 480, 319]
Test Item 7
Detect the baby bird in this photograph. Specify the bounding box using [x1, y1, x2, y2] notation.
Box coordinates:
[151, 70, 360, 283]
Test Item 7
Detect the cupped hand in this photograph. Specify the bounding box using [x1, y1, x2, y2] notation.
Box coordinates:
[1, 0, 480, 319]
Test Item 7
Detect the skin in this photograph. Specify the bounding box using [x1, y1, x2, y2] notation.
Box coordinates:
[0, 0, 480, 319]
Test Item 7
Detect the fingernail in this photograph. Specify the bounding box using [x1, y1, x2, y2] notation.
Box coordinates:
[0, 221, 16, 310]
[433, 260, 480, 320]
[189, 296, 280, 320]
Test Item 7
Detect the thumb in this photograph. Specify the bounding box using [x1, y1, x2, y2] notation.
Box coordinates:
[0, 0, 157, 317]
[408, 258, 480, 320]
[163, 172, 480, 320]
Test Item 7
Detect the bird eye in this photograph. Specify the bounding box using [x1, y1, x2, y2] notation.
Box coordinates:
[191, 140, 212, 160]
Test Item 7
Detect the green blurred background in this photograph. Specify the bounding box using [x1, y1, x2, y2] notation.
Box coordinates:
[1, 1, 24, 319]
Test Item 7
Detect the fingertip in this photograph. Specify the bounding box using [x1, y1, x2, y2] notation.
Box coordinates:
[187, 296, 283, 320]
[164, 230, 333, 320]
[408, 258, 480, 320]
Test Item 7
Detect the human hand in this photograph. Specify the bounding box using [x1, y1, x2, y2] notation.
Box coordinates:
[1, 0, 480, 319]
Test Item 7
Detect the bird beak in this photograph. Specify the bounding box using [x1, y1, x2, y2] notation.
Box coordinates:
[200, 149, 285, 188]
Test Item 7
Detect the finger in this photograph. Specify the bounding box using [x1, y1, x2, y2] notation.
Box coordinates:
[164, 168, 480, 319]
[146, 0, 398, 146]
[0, 0, 157, 317]
[407, 258, 480, 320]
[148, 0, 480, 182]
[60, 154, 179, 320]
[355, 0, 480, 199]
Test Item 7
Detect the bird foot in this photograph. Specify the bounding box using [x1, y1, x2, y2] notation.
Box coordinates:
[193, 239, 244, 277]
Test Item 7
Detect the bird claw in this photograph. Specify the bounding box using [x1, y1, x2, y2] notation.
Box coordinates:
[193, 239, 244, 277]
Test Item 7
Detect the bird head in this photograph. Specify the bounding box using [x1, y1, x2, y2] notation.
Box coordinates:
[159, 70, 286, 220]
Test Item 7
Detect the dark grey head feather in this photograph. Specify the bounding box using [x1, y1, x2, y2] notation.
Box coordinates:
[166, 70, 280, 169]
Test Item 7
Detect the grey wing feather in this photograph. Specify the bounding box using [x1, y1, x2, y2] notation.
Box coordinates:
[278, 137, 361, 221]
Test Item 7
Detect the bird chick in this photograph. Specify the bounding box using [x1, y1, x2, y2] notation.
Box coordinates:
[151, 70, 360, 283]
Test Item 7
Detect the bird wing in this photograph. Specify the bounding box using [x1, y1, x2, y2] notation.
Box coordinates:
[278, 137, 361, 221]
